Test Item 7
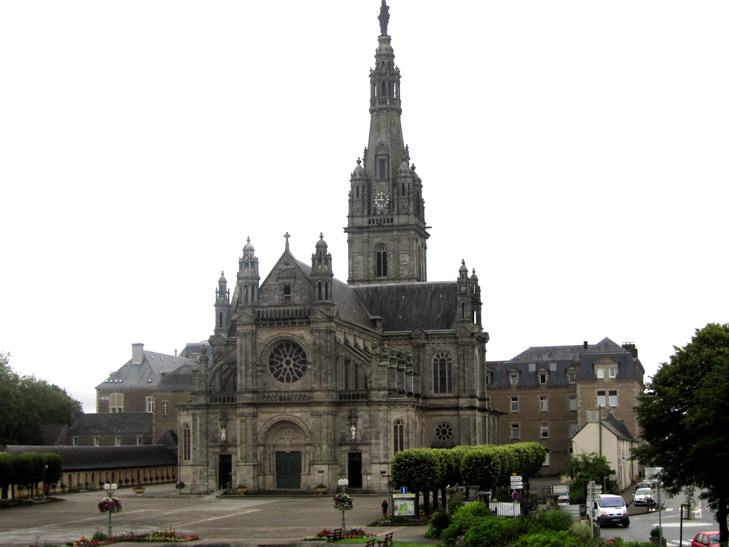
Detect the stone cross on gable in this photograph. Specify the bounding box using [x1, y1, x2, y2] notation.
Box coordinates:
[284, 231, 291, 250]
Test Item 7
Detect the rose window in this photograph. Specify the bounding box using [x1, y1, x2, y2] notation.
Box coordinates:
[268, 341, 308, 383]
[434, 422, 453, 441]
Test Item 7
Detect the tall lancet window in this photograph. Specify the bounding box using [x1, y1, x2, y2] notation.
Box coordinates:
[393, 419, 404, 454]
[376, 245, 388, 277]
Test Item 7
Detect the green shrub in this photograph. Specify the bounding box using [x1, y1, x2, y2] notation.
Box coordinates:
[530, 509, 574, 532]
[506, 530, 584, 547]
[440, 502, 493, 547]
[425, 507, 450, 538]
[460, 515, 533, 547]
[568, 521, 591, 542]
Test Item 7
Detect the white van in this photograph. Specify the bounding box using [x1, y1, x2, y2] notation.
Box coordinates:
[593, 494, 630, 527]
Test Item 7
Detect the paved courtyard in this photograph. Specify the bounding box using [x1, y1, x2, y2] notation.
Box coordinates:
[0, 484, 433, 547]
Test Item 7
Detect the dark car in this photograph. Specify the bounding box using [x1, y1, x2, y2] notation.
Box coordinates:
[691, 532, 721, 547]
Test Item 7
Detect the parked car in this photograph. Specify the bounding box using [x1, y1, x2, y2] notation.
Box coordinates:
[633, 487, 656, 506]
[636, 480, 659, 491]
[691, 532, 721, 547]
[593, 494, 630, 527]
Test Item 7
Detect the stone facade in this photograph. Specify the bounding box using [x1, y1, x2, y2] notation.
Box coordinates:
[487, 338, 644, 474]
[177, 3, 496, 494]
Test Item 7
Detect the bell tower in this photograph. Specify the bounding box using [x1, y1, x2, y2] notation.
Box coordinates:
[345, 1, 429, 286]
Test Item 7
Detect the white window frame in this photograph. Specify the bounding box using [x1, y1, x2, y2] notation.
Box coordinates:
[596, 367, 605, 379]
[114, 436, 121, 446]
[538, 371, 548, 385]
[539, 395, 548, 412]
[509, 373, 519, 386]
[543, 449, 550, 466]
[608, 366, 617, 379]
[540, 423, 549, 438]
[93, 436, 100, 447]
[510, 423, 520, 440]
[146, 396, 154, 413]
[597, 390, 606, 407]
[510, 396, 519, 412]
[568, 394, 577, 411]
[162, 401, 168, 416]
[609, 390, 618, 407]
[137, 436, 144, 445]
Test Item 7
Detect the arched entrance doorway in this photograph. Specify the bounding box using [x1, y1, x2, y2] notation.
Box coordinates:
[261, 419, 309, 490]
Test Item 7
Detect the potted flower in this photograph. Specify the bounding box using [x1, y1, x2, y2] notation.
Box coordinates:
[175, 480, 186, 494]
[236, 484, 249, 495]
[132, 482, 145, 496]
[332, 492, 353, 511]
[315, 483, 327, 495]
[98, 497, 122, 514]
[650, 526, 666, 546]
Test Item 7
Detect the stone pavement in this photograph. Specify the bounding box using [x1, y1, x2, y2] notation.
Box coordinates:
[0, 484, 437, 547]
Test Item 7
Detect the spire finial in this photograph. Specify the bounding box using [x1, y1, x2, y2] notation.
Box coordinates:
[378, 1, 390, 36]
[284, 232, 291, 250]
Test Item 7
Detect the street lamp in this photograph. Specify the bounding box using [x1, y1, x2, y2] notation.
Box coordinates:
[103, 483, 118, 537]
[338, 478, 349, 536]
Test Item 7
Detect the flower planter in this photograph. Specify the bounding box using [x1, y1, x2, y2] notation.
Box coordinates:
[133, 486, 145, 496]
[236, 486, 249, 495]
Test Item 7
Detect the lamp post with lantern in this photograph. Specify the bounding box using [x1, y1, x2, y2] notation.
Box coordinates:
[337, 478, 350, 536]
[99, 482, 122, 537]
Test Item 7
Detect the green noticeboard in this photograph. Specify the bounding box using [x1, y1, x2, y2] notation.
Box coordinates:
[392, 493, 416, 516]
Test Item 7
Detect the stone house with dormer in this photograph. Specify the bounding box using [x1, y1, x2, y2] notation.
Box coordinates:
[487, 338, 644, 474]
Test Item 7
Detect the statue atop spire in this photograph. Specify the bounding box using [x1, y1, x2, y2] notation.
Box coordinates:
[378, 1, 390, 36]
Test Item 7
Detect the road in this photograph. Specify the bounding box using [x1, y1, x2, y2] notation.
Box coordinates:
[598, 489, 715, 547]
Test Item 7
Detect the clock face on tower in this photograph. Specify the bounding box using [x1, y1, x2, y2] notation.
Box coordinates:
[374, 191, 390, 212]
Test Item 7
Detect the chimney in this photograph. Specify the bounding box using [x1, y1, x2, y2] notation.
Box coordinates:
[586, 409, 600, 423]
[622, 342, 638, 358]
[583, 341, 588, 349]
[132, 343, 144, 365]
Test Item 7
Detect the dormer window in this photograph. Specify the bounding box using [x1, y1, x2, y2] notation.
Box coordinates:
[509, 371, 519, 386]
[608, 366, 617, 379]
[596, 367, 605, 379]
[538, 371, 548, 385]
[567, 369, 576, 384]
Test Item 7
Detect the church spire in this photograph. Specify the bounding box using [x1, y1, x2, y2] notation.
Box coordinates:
[345, 2, 429, 286]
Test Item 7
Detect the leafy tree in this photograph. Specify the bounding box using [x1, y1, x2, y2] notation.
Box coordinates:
[634, 323, 729, 544]
[0, 351, 81, 445]
[391, 447, 443, 513]
[461, 445, 502, 490]
[563, 453, 613, 503]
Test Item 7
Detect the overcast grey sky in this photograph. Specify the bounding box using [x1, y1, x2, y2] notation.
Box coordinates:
[2, 1, 728, 411]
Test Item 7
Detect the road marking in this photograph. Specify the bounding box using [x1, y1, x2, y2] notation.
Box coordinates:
[180, 508, 261, 526]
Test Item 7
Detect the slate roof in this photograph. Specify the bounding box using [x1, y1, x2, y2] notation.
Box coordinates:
[603, 411, 637, 441]
[157, 364, 196, 392]
[97, 350, 197, 390]
[157, 430, 179, 451]
[352, 282, 459, 332]
[69, 413, 152, 435]
[3, 444, 177, 470]
[487, 337, 643, 388]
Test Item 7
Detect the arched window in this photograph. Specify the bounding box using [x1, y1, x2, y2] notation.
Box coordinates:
[376, 245, 388, 277]
[182, 423, 191, 461]
[393, 420, 404, 454]
[433, 352, 453, 394]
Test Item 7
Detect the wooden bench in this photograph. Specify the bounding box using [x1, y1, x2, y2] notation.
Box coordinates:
[378, 532, 394, 546]
[365, 539, 377, 547]
[326, 528, 343, 542]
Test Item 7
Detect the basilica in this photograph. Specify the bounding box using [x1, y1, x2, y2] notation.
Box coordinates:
[176, 1, 497, 494]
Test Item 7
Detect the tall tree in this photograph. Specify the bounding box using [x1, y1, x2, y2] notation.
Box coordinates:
[0, 351, 81, 445]
[634, 323, 729, 544]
